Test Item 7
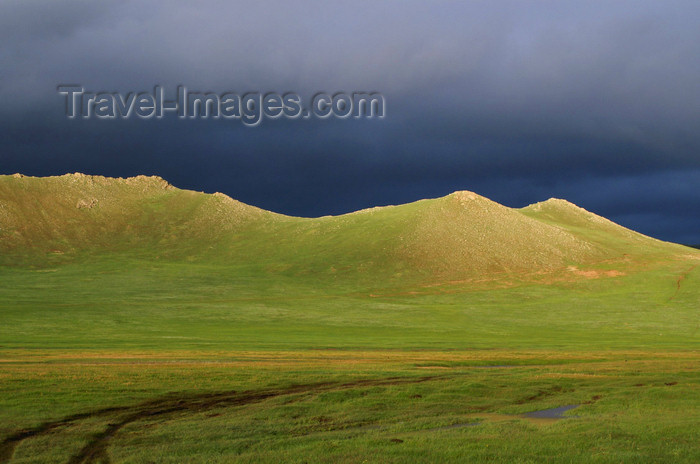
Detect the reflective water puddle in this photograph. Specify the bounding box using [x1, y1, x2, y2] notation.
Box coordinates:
[433, 404, 580, 430]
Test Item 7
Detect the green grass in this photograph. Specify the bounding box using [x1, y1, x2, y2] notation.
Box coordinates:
[1, 351, 698, 463]
[0, 256, 696, 351]
[0, 174, 699, 462]
[0, 254, 697, 463]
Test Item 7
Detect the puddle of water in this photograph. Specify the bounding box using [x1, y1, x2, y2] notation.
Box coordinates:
[522, 404, 579, 419]
[430, 404, 580, 431]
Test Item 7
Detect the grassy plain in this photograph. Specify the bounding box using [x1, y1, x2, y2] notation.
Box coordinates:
[1, 257, 698, 463]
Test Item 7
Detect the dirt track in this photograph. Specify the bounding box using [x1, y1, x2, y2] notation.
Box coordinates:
[0, 375, 441, 464]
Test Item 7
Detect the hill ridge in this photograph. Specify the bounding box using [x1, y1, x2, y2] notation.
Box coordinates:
[0, 173, 627, 223]
[0, 173, 694, 281]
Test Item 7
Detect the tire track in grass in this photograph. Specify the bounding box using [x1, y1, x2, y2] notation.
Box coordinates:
[0, 407, 130, 464]
[0, 375, 443, 464]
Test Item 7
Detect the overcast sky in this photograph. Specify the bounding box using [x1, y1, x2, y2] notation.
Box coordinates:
[1, 0, 699, 244]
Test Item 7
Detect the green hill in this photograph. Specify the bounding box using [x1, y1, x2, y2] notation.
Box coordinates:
[0, 172, 698, 351]
[0, 174, 691, 286]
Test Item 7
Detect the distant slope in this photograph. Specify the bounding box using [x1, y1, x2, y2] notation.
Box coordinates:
[519, 198, 687, 256]
[0, 173, 279, 263]
[0, 174, 694, 285]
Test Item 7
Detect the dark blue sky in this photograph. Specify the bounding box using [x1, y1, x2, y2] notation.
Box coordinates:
[1, 1, 699, 244]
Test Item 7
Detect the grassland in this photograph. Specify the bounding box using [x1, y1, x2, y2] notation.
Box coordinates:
[0, 174, 698, 463]
[2, 350, 698, 463]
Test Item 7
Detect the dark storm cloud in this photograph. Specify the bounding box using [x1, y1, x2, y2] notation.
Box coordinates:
[1, 0, 699, 243]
